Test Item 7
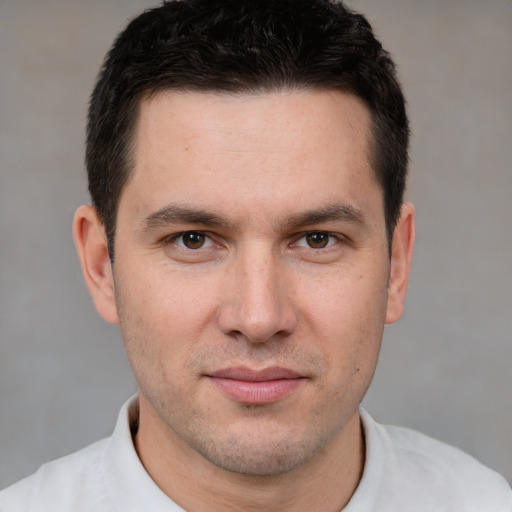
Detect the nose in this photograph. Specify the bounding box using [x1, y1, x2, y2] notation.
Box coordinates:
[217, 244, 297, 344]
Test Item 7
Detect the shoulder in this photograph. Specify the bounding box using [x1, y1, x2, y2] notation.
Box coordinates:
[358, 409, 512, 511]
[0, 438, 110, 512]
[388, 423, 510, 498]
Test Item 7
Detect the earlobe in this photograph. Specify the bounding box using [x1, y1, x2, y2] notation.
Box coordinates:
[385, 203, 415, 325]
[72, 205, 119, 324]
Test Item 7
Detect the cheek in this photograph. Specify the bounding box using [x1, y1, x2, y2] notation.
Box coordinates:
[297, 268, 388, 374]
[298, 264, 389, 331]
[119, 266, 216, 330]
[114, 269, 219, 379]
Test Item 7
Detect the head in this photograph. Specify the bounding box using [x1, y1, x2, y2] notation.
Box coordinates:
[74, 0, 415, 491]
[86, 0, 409, 260]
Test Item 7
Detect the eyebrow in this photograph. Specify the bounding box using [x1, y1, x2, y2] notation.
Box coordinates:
[140, 204, 235, 231]
[281, 203, 367, 230]
[139, 202, 367, 233]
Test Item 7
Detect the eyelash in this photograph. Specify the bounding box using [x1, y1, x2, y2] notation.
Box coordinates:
[163, 230, 343, 251]
[164, 231, 216, 250]
[292, 231, 341, 250]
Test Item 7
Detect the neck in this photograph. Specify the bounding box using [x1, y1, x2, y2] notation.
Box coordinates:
[134, 400, 365, 512]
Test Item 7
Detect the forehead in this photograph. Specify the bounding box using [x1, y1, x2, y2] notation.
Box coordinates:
[135, 88, 372, 161]
[123, 89, 381, 226]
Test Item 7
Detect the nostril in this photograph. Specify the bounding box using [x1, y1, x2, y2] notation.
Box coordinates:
[223, 324, 294, 345]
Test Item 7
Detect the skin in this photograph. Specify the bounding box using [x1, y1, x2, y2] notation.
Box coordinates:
[74, 90, 415, 511]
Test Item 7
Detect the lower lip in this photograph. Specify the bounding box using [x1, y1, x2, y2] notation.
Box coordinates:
[209, 377, 305, 405]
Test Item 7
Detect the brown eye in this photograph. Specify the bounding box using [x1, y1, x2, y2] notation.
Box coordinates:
[180, 231, 206, 249]
[305, 232, 330, 248]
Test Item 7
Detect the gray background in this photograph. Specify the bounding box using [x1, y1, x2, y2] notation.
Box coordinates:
[1, 0, 511, 489]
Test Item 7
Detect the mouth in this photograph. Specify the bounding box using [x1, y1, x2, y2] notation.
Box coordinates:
[206, 366, 307, 405]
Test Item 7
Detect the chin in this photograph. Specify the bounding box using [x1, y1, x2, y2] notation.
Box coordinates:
[189, 424, 337, 477]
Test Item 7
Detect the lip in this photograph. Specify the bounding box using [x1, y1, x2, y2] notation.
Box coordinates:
[207, 366, 307, 405]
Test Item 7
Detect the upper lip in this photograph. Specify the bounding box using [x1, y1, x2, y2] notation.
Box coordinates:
[208, 366, 304, 382]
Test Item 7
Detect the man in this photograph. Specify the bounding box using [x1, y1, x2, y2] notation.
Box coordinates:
[1, 0, 510, 510]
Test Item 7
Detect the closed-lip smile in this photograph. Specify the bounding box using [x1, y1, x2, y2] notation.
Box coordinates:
[207, 366, 307, 405]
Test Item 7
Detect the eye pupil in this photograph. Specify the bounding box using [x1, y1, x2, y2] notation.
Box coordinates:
[183, 232, 205, 249]
[306, 232, 329, 248]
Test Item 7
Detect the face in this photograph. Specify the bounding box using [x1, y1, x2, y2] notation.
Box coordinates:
[80, 90, 411, 477]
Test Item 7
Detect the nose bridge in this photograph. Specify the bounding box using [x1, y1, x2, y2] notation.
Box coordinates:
[242, 242, 279, 310]
[219, 240, 295, 342]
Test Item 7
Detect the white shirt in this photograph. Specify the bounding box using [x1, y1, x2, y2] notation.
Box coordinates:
[1, 396, 510, 511]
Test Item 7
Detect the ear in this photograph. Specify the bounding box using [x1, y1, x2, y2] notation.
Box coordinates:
[73, 205, 119, 324]
[385, 203, 415, 324]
